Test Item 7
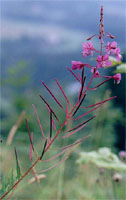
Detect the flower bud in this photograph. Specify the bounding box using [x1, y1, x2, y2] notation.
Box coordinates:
[113, 173, 122, 182]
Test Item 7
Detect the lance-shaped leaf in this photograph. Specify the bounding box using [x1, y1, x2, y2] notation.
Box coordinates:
[50, 110, 52, 139]
[32, 104, 46, 139]
[56, 135, 90, 151]
[90, 77, 112, 90]
[77, 72, 82, 82]
[72, 94, 86, 117]
[30, 133, 33, 162]
[73, 103, 104, 121]
[46, 105, 57, 131]
[41, 148, 69, 162]
[82, 67, 84, 80]
[55, 78, 71, 105]
[82, 96, 117, 109]
[68, 116, 96, 132]
[40, 94, 61, 125]
[40, 139, 47, 160]
[62, 124, 86, 139]
[14, 147, 21, 180]
[79, 74, 86, 101]
[67, 67, 80, 82]
[35, 156, 69, 174]
[36, 142, 84, 174]
[41, 81, 65, 111]
[25, 119, 35, 152]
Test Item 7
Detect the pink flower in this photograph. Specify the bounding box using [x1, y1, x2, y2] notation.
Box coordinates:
[72, 61, 85, 70]
[91, 68, 100, 78]
[97, 54, 112, 68]
[105, 42, 122, 62]
[106, 41, 117, 54]
[112, 47, 122, 62]
[113, 73, 121, 84]
[119, 151, 126, 159]
[82, 41, 95, 57]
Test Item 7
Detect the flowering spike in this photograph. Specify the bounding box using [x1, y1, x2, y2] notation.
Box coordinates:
[67, 67, 80, 82]
[41, 81, 65, 111]
[73, 94, 86, 117]
[0, 6, 122, 200]
[39, 94, 61, 125]
[40, 139, 47, 160]
[99, 5, 104, 38]
[69, 116, 96, 132]
[32, 104, 46, 139]
[55, 78, 71, 105]
[25, 119, 35, 152]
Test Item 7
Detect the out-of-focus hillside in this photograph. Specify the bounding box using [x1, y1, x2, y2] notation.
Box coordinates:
[1, 1, 125, 86]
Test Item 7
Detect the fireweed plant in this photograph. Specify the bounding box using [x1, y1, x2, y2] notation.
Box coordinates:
[1, 6, 122, 199]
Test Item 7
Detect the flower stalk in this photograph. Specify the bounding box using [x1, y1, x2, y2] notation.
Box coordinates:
[0, 5, 122, 199]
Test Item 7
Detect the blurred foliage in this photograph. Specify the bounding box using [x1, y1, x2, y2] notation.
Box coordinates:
[0, 169, 16, 197]
[88, 90, 123, 151]
[77, 147, 126, 171]
[114, 63, 126, 73]
[1, 61, 30, 88]
[107, 52, 126, 150]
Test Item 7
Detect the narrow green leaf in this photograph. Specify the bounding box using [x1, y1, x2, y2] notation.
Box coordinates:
[14, 147, 21, 180]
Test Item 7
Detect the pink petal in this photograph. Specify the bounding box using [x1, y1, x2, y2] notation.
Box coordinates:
[116, 54, 122, 62]
[111, 41, 117, 48]
[116, 47, 121, 54]
[97, 62, 101, 68]
[113, 73, 121, 84]
[97, 55, 102, 62]
[88, 41, 93, 48]
[90, 50, 94, 56]
[82, 52, 88, 57]
[103, 54, 109, 61]
[105, 60, 112, 67]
